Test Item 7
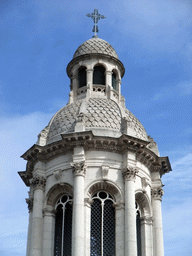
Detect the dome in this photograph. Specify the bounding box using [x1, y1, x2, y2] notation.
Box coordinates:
[39, 98, 148, 145]
[73, 37, 118, 59]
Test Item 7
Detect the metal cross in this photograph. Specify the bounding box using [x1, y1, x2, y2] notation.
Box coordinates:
[86, 9, 106, 38]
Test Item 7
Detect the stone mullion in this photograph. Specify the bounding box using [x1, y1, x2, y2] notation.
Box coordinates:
[71, 161, 86, 256]
[123, 167, 138, 256]
[114, 203, 125, 256]
[30, 175, 46, 256]
[151, 188, 164, 256]
[84, 198, 92, 256]
[140, 217, 153, 256]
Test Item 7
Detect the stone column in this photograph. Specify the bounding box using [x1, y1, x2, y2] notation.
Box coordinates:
[30, 175, 46, 256]
[151, 188, 164, 256]
[26, 197, 33, 256]
[72, 74, 78, 101]
[140, 217, 153, 256]
[71, 161, 86, 256]
[86, 69, 93, 97]
[122, 167, 138, 256]
[105, 70, 112, 99]
[116, 78, 121, 102]
[42, 206, 55, 256]
[114, 202, 125, 256]
[84, 198, 93, 256]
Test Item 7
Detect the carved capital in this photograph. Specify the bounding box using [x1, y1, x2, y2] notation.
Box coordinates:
[31, 174, 46, 190]
[113, 202, 125, 210]
[84, 197, 93, 208]
[71, 161, 86, 177]
[26, 198, 33, 212]
[122, 167, 138, 181]
[140, 216, 153, 225]
[151, 188, 164, 200]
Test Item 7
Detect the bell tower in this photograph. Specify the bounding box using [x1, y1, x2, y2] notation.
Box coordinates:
[19, 9, 171, 256]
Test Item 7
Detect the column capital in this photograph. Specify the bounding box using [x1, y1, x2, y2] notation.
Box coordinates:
[105, 70, 112, 75]
[86, 68, 93, 72]
[84, 197, 93, 208]
[43, 206, 56, 217]
[26, 198, 33, 212]
[151, 187, 164, 200]
[71, 161, 86, 177]
[140, 216, 154, 225]
[113, 202, 125, 210]
[122, 166, 138, 181]
[31, 174, 46, 190]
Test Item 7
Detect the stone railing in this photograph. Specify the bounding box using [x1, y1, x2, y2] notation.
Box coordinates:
[76, 86, 87, 95]
[92, 84, 106, 94]
[111, 88, 119, 100]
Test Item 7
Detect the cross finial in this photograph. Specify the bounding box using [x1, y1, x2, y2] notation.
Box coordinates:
[86, 9, 106, 38]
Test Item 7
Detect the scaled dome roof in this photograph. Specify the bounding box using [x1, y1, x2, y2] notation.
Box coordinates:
[73, 37, 118, 59]
[42, 98, 148, 145]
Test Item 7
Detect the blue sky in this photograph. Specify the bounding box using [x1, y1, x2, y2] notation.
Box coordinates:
[0, 0, 191, 255]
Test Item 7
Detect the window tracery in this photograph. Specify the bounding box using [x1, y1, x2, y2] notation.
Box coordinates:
[54, 194, 73, 256]
[91, 191, 115, 256]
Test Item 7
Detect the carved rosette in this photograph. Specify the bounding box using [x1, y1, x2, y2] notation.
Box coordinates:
[151, 188, 164, 201]
[71, 161, 86, 177]
[26, 198, 33, 212]
[122, 167, 138, 181]
[31, 175, 46, 190]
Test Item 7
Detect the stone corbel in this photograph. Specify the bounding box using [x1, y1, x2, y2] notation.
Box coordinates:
[101, 165, 109, 180]
[71, 161, 86, 177]
[84, 197, 93, 208]
[122, 166, 138, 181]
[141, 177, 150, 191]
[26, 198, 33, 212]
[53, 169, 62, 180]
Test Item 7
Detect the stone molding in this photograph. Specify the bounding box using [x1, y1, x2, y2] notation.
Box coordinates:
[151, 188, 164, 201]
[84, 197, 93, 208]
[43, 206, 56, 217]
[122, 167, 138, 181]
[26, 198, 33, 212]
[140, 216, 153, 225]
[31, 174, 46, 190]
[71, 161, 86, 177]
[113, 202, 125, 210]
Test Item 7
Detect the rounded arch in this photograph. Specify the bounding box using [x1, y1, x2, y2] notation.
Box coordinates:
[78, 66, 87, 88]
[93, 64, 106, 85]
[135, 190, 152, 217]
[91, 60, 109, 71]
[46, 183, 73, 208]
[86, 180, 123, 204]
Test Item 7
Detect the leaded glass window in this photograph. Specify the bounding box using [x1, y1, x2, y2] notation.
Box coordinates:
[136, 203, 142, 256]
[54, 195, 72, 256]
[78, 66, 87, 88]
[112, 72, 117, 90]
[93, 65, 105, 85]
[91, 191, 115, 256]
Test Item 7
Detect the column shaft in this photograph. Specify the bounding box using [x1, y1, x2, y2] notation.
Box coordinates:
[72, 175, 85, 256]
[116, 205, 125, 256]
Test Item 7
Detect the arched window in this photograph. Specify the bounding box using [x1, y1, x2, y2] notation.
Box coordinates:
[93, 65, 105, 85]
[136, 203, 142, 256]
[112, 71, 117, 90]
[78, 66, 87, 88]
[54, 194, 72, 256]
[91, 191, 115, 256]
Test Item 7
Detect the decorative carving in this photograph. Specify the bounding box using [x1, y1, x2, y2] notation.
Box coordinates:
[53, 169, 62, 180]
[93, 84, 106, 93]
[122, 167, 138, 181]
[76, 86, 87, 95]
[76, 112, 85, 123]
[101, 165, 109, 180]
[71, 161, 86, 177]
[31, 174, 46, 190]
[147, 136, 157, 148]
[84, 197, 93, 207]
[141, 177, 150, 190]
[26, 198, 33, 212]
[151, 188, 164, 200]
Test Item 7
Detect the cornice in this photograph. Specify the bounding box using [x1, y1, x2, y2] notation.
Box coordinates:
[20, 131, 171, 186]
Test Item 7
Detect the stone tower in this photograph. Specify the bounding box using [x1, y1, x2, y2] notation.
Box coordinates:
[19, 35, 171, 256]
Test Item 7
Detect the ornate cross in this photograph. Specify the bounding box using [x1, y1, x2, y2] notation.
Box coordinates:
[86, 9, 106, 38]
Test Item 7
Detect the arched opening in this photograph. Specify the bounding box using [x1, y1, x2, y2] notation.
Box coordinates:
[93, 65, 105, 85]
[78, 66, 87, 88]
[91, 191, 115, 256]
[136, 204, 142, 256]
[112, 71, 117, 90]
[54, 194, 73, 256]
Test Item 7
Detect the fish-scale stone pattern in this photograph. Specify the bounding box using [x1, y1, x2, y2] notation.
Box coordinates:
[124, 109, 148, 140]
[47, 100, 82, 142]
[84, 98, 121, 130]
[73, 38, 118, 59]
